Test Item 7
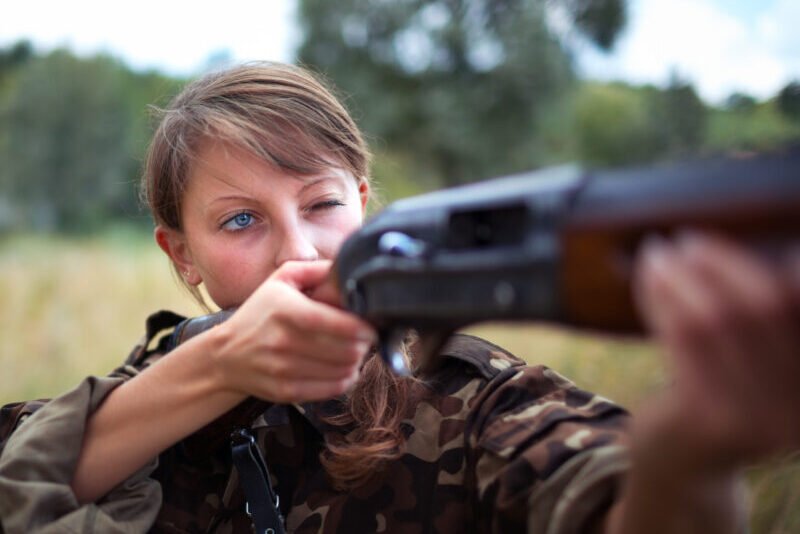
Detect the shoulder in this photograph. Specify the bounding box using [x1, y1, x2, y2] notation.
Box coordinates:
[427, 332, 629, 473]
[115, 310, 187, 375]
[424, 333, 609, 413]
[407, 333, 529, 415]
[415, 332, 628, 449]
[437, 333, 527, 380]
[435, 335, 630, 533]
[122, 309, 235, 372]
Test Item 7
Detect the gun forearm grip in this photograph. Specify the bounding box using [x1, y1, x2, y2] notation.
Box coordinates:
[559, 150, 800, 333]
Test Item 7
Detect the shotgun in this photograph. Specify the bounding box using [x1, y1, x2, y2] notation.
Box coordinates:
[334, 148, 800, 374]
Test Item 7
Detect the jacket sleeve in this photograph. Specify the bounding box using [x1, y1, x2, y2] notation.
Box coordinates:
[0, 311, 185, 534]
[468, 364, 630, 534]
[0, 375, 162, 534]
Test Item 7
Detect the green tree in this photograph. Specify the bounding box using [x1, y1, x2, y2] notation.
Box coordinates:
[777, 80, 800, 121]
[656, 72, 707, 154]
[297, 0, 625, 185]
[725, 92, 757, 113]
[0, 50, 134, 231]
[0, 46, 184, 233]
[0, 40, 33, 82]
[574, 83, 662, 166]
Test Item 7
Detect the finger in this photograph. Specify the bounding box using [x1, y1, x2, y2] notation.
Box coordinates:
[306, 275, 343, 308]
[678, 235, 800, 451]
[639, 235, 800, 458]
[634, 237, 739, 393]
[254, 344, 371, 381]
[273, 259, 334, 291]
[254, 370, 359, 403]
[679, 232, 800, 366]
[281, 293, 375, 342]
[669, 233, 800, 437]
[635, 236, 718, 338]
[264, 325, 374, 369]
[679, 232, 782, 311]
[635, 240, 771, 460]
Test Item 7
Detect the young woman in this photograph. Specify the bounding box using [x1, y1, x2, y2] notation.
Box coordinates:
[1, 62, 799, 533]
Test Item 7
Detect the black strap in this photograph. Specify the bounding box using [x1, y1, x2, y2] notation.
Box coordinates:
[230, 428, 286, 534]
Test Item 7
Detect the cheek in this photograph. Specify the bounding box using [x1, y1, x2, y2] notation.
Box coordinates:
[196, 238, 272, 307]
[313, 207, 363, 259]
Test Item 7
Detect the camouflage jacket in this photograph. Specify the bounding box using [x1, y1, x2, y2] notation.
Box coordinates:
[0, 311, 630, 533]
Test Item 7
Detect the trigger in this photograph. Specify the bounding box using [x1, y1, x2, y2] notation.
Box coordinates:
[378, 328, 410, 376]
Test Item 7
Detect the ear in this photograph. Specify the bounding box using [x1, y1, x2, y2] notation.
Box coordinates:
[358, 179, 370, 216]
[154, 225, 202, 286]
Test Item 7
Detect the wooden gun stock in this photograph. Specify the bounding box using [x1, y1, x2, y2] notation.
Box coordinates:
[561, 151, 800, 333]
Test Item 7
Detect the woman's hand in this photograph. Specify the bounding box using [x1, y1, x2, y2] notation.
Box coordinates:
[633, 232, 800, 472]
[211, 259, 376, 403]
[605, 233, 800, 534]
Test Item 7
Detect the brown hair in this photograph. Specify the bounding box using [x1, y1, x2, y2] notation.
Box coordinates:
[142, 62, 411, 489]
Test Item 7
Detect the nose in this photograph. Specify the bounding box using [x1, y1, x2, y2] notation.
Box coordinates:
[274, 222, 320, 267]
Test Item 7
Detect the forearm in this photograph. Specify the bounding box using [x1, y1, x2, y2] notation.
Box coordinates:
[604, 464, 745, 534]
[71, 327, 246, 504]
[604, 407, 747, 534]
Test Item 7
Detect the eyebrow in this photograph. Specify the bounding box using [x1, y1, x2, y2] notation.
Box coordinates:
[298, 174, 346, 192]
[207, 175, 345, 206]
[208, 194, 255, 206]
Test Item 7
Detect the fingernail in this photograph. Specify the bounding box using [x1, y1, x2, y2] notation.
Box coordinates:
[676, 230, 706, 256]
[641, 234, 669, 254]
[680, 232, 724, 270]
[640, 235, 671, 273]
[357, 330, 375, 342]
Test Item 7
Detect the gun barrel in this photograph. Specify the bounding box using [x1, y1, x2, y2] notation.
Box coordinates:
[336, 148, 800, 345]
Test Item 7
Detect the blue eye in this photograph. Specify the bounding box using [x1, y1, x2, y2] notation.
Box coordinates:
[222, 212, 254, 231]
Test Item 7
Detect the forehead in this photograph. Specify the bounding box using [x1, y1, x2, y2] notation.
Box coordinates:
[185, 139, 354, 198]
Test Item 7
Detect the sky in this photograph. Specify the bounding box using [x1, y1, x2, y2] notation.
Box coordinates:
[1, 0, 798, 105]
[573, 0, 800, 103]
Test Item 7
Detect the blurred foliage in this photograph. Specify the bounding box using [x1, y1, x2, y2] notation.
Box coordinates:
[563, 0, 627, 50]
[574, 74, 708, 166]
[2, 52, 133, 230]
[0, 0, 798, 231]
[777, 80, 800, 122]
[574, 82, 662, 165]
[725, 92, 758, 113]
[0, 46, 182, 232]
[706, 99, 800, 153]
[658, 72, 708, 155]
[367, 148, 441, 213]
[297, 0, 624, 185]
[0, 40, 33, 79]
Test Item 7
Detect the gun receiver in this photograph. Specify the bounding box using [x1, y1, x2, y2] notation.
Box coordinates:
[335, 149, 800, 374]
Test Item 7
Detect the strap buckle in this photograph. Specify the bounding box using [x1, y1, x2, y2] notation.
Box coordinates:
[230, 427, 286, 534]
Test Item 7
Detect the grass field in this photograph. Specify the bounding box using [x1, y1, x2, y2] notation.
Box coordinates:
[1, 232, 798, 532]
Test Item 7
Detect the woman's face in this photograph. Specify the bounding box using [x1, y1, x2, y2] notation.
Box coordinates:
[156, 140, 368, 309]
